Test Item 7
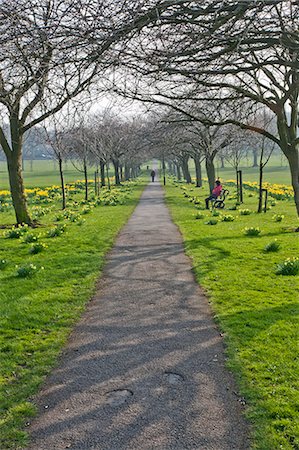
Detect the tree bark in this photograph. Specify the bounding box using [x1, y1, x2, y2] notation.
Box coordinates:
[286, 147, 299, 217]
[181, 156, 191, 183]
[106, 164, 111, 190]
[1, 113, 32, 225]
[124, 164, 130, 181]
[193, 155, 202, 187]
[83, 157, 88, 201]
[120, 165, 124, 181]
[252, 149, 258, 167]
[113, 159, 121, 185]
[6, 150, 32, 224]
[257, 162, 264, 213]
[100, 160, 106, 186]
[176, 164, 181, 180]
[205, 157, 216, 193]
[58, 153, 66, 210]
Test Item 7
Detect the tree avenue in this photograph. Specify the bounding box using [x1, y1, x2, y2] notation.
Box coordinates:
[116, 0, 299, 216]
[0, 0, 180, 224]
[1, 0, 299, 222]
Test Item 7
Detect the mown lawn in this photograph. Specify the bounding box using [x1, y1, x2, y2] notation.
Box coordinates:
[164, 180, 299, 450]
[0, 180, 145, 449]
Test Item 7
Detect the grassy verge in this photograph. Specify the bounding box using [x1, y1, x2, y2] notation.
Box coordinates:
[164, 179, 299, 450]
[0, 180, 145, 449]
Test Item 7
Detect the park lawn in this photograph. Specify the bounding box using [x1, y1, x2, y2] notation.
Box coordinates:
[186, 154, 292, 186]
[0, 181, 145, 449]
[164, 181, 299, 450]
[0, 160, 105, 189]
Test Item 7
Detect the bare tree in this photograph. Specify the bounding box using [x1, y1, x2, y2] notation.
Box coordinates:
[115, 1, 299, 216]
[0, 0, 179, 224]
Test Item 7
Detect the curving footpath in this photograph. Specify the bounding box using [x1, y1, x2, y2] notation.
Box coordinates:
[26, 182, 250, 450]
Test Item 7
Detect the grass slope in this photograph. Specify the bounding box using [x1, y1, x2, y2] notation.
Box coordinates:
[164, 180, 299, 450]
[0, 181, 145, 449]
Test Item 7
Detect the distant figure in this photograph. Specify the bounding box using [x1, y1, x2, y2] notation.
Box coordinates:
[205, 179, 222, 209]
[151, 169, 156, 182]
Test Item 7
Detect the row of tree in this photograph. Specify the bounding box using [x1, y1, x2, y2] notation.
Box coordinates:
[0, 1, 298, 223]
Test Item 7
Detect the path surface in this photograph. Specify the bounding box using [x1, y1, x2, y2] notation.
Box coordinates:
[27, 182, 250, 450]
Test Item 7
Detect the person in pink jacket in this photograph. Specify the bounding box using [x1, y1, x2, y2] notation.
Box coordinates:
[205, 180, 222, 209]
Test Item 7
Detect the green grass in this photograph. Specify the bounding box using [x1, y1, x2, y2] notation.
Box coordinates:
[165, 180, 299, 450]
[0, 180, 145, 449]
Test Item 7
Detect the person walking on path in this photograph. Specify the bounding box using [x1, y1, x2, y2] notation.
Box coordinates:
[27, 181, 249, 450]
[150, 169, 156, 182]
[205, 179, 222, 209]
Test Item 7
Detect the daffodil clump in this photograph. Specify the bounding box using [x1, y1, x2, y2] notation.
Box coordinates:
[15, 263, 44, 278]
[276, 257, 299, 276]
[244, 226, 261, 236]
[225, 180, 293, 200]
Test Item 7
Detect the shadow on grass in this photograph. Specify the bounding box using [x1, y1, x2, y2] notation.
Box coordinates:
[220, 302, 299, 346]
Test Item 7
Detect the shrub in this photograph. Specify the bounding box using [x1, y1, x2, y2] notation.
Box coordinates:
[221, 214, 235, 222]
[244, 227, 261, 236]
[47, 224, 66, 238]
[15, 263, 43, 278]
[0, 259, 8, 270]
[206, 219, 218, 225]
[276, 257, 299, 276]
[29, 243, 47, 254]
[273, 214, 284, 222]
[240, 209, 252, 215]
[264, 240, 280, 253]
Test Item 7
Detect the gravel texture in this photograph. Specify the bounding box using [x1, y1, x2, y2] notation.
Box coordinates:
[26, 182, 250, 450]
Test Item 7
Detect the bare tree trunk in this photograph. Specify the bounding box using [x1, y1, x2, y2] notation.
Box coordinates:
[257, 162, 264, 213]
[181, 156, 191, 183]
[193, 155, 202, 187]
[113, 159, 121, 185]
[100, 160, 106, 186]
[286, 148, 299, 218]
[124, 164, 130, 181]
[106, 164, 111, 190]
[58, 153, 66, 210]
[252, 149, 258, 167]
[83, 157, 88, 201]
[176, 164, 181, 180]
[120, 165, 124, 181]
[220, 156, 225, 169]
[6, 150, 32, 224]
[205, 157, 216, 193]
[1, 115, 32, 225]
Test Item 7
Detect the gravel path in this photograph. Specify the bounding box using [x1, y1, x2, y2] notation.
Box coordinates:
[27, 182, 250, 450]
